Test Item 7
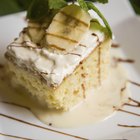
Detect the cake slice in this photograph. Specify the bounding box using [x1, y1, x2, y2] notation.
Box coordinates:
[5, 4, 111, 111]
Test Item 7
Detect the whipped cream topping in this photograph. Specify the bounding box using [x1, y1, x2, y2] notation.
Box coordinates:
[7, 28, 105, 87]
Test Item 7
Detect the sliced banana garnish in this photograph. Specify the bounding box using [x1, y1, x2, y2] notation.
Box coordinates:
[46, 4, 91, 53]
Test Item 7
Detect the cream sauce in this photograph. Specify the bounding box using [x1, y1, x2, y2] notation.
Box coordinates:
[0, 64, 130, 128]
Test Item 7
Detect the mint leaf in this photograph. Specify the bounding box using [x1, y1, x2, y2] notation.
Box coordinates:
[27, 0, 49, 22]
[0, 0, 25, 16]
[77, 0, 88, 11]
[49, 0, 67, 9]
[86, 2, 112, 38]
[130, 0, 140, 15]
[27, 0, 67, 22]
[66, 0, 108, 3]
[88, 0, 108, 4]
[90, 19, 108, 35]
[90, 18, 100, 25]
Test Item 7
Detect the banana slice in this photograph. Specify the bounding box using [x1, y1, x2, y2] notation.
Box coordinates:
[27, 21, 45, 44]
[46, 4, 91, 53]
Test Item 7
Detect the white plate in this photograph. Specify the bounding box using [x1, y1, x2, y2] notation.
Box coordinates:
[0, 0, 140, 139]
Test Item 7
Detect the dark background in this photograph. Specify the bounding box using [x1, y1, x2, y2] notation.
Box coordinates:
[0, 0, 140, 16]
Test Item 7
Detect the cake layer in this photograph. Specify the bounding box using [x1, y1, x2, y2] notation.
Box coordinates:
[7, 38, 111, 110]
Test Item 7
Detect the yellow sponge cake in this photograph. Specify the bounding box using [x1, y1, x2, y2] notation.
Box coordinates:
[5, 4, 111, 111]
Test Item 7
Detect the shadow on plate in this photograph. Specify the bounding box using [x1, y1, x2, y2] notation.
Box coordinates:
[113, 16, 140, 75]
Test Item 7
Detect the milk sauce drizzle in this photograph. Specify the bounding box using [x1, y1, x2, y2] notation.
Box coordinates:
[0, 63, 130, 128]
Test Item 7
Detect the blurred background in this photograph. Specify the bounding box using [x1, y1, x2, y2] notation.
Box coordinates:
[0, 0, 140, 16]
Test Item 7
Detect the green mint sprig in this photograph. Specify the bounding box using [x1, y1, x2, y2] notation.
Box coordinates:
[27, 0, 67, 22]
[86, 2, 112, 38]
[27, 0, 49, 22]
[87, 0, 108, 4]
[75, 0, 112, 38]
[77, 0, 88, 11]
[27, 0, 112, 38]
[49, 0, 67, 9]
[66, 0, 108, 4]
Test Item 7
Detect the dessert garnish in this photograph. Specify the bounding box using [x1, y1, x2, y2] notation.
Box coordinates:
[27, 0, 112, 39]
